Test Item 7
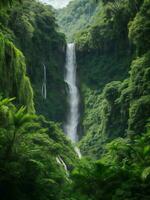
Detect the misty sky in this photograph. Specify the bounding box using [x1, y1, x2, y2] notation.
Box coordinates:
[40, 0, 72, 9]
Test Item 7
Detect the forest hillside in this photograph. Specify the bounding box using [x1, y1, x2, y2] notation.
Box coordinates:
[0, 0, 150, 200]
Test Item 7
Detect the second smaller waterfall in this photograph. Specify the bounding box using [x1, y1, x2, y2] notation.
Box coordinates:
[56, 156, 69, 176]
[42, 64, 47, 99]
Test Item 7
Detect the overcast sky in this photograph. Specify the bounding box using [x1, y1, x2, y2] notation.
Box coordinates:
[40, 0, 72, 9]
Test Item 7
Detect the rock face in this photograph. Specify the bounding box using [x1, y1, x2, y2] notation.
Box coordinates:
[73, 0, 150, 158]
[0, 34, 34, 113]
[7, 0, 67, 122]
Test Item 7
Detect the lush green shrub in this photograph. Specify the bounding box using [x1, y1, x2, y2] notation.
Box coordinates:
[0, 98, 77, 200]
[129, 0, 150, 55]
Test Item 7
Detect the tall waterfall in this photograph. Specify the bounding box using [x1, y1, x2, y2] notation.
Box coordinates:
[42, 64, 47, 99]
[64, 43, 80, 142]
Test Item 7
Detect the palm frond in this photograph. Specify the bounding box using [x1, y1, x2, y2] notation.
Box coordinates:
[0, 97, 15, 107]
[142, 166, 150, 181]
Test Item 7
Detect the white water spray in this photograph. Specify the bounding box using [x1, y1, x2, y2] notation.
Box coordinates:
[42, 64, 47, 99]
[64, 43, 82, 158]
[74, 146, 82, 159]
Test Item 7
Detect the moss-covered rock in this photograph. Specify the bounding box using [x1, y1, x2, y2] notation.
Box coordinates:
[8, 0, 67, 122]
[128, 95, 150, 135]
[0, 33, 34, 112]
[129, 52, 150, 98]
[129, 0, 150, 55]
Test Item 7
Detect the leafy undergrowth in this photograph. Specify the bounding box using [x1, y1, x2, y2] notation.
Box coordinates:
[1, 97, 150, 200]
[0, 97, 78, 200]
[70, 124, 150, 200]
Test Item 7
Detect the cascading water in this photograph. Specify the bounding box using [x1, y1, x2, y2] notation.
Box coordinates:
[64, 43, 80, 142]
[64, 43, 81, 158]
[56, 156, 69, 176]
[42, 64, 47, 99]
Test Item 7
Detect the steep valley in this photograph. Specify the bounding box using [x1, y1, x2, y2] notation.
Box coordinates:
[0, 0, 150, 200]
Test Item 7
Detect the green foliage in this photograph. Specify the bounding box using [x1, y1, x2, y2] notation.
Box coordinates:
[0, 0, 150, 199]
[74, 0, 133, 152]
[129, 0, 150, 55]
[0, 33, 34, 113]
[69, 125, 150, 200]
[0, 0, 22, 8]
[0, 97, 78, 200]
[127, 52, 150, 134]
[129, 51, 150, 98]
[10, 0, 66, 122]
[77, 50, 131, 90]
[80, 53, 150, 156]
[79, 50, 150, 157]
[75, 0, 131, 52]
[1, 0, 67, 122]
[57, 0, 98, 41]
[79, 81, 128, 157]
[128, 95, 150, 135]
[72, 0, 150, 160]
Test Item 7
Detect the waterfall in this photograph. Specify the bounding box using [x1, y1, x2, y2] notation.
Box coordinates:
[74, 146, 82, 159]
[64, 43, 82, 158]
[64, 43, 80, 142]
[42, 64, 47, 99]
[56, 156, 69, 176]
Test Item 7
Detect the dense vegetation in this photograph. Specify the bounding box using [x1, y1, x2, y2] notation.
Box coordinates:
[0, 0, 150, 199]
[73, 0, 150, 157]
[0, 97, 78, 200]
[0, 0, 67, 122]
[0, 1, 77, 200]
[0, 33, 34, 113]
[57, 0, 98, 41]
[69, 123, 150, 200]
[57, 0, 150, 199]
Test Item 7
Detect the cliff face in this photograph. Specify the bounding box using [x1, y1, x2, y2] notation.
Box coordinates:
[0, 2, 78, 200]
[56, 0, 150, 158]
[73, 0, 150, 157]
[0, 33, 34, 113]
[0, 0, 67, 122]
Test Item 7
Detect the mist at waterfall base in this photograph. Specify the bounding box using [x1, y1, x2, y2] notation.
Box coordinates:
[64, 43, 81, 158]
